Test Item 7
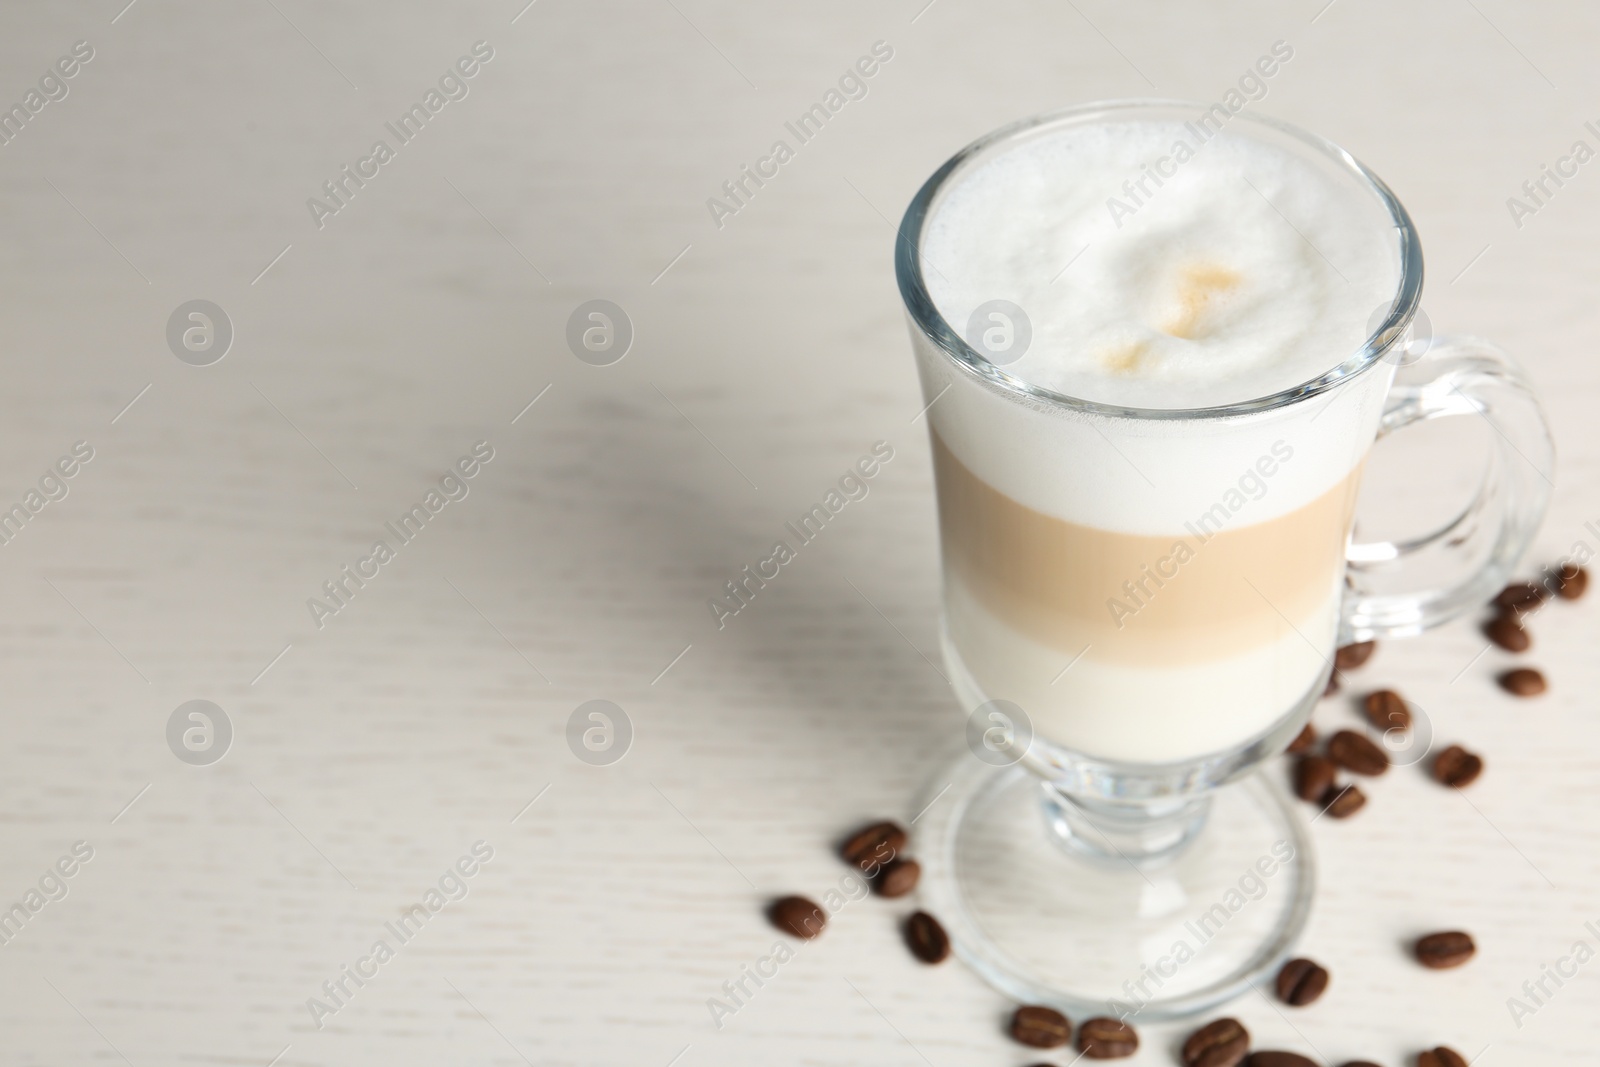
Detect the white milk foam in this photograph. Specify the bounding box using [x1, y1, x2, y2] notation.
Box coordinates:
[916, 118, 1402, 535]
[922, 119, 1397, 411]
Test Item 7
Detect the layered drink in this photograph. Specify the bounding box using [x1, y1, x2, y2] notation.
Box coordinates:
[911, 114, 1405, 763]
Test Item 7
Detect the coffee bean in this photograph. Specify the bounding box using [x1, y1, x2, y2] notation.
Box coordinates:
[1415, 930, 1476, 969]
[1493, 581, 1546, 612]
[1554, 563, 1589, 599]
[1334, 641, 1376, 670]
[1321, 783, 1366, 819]
[1483, 614, 1531, 653]
[1323, 673, 1340, 697]
[768, 895, 826, 939]
[1275, 957, 1329, 1006]
[1337, 1062, 1384, 1067]
[1498, 667, 1546, 696]
[1244, 1054, 1318, 1067]
[1287, 723, 1317, 754]
[1181, 1017, 1249, 1067]
[1329, 729, 1389, 776]
[1009, 1005, 1071, 1048]
[903, 911, 950, 964]
[1431, 744, 1484, 788]
[873, 857, 920, 898]
[1417, 1047, 1468, 1067]
[839, 820, 906, 872]
[1363, 689, 1412, 731]
[1294, 756, 1335, 802]
[1077, 1016, 1138, 1059]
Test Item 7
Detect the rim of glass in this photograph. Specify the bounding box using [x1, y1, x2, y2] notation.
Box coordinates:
[895, 99, 1424, 421]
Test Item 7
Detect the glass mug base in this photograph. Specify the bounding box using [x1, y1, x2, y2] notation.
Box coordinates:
[913, 757, 1314, 1022]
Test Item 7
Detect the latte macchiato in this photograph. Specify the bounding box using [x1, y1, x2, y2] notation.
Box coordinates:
[912, 116, 1404, 762]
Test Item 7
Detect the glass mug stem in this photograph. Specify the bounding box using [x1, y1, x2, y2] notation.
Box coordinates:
[1040, 786, 1212, 866]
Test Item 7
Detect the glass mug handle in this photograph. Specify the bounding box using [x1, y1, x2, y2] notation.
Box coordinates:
[1341, 336, 1555, 643]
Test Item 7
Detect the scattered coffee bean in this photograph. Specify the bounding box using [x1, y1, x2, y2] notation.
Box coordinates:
[1554, 562, 1589, 599]
[1321, 783, 1366, 819]
[1484, 614, 1531, 653]
[1498, 667, 1547, 696]
[1335, 641, 1376, 670]
[1323, 673, 1340, 698]
[903, 911, 950, 964]
[1245, 1053, 1318, 1067]
[873, 857, 921, 898]
[1432, 744, 1484, 788]
[1077, 1016, 1138, 1059]
[1275, 957, 1329, 1006]
[1415, 930, 1476, 969]
[1181, 1017, 1249, 1067]
[1363, 689, 1412, 731]
[839, 820, 906, 872]
[1329, 729, 1389, 776]
[1493, 581, 1546, 612]
[1287, 723, 1317, 754]
[1294, 756, 1336, 802]
[1417, 1047, 1468, 1067]
[1009, 1005, 1072, 1048]
[768, 895, 826, 940]
[1337, 1062, 1384, 1067]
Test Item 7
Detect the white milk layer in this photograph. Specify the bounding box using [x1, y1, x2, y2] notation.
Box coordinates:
[945, 573, 1339, 762]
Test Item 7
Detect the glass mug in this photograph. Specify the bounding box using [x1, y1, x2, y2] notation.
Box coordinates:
[895, 100, 1553, 1018]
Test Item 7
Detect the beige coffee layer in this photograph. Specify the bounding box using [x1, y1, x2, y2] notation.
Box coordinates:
[932, 431, 1362, 665]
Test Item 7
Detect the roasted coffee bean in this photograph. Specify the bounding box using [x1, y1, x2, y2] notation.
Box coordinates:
[1294, 756, 1335, 802]
[1417, 1047, 1468, 1067]
[768, 895, 826, 939]
[1322, 673, 1340, 698]
[1337, 1062, 1384, 1067]
[1009, 1005, 1072, 1048]
[1432, 744, 1484, 788]
[1181, 1017, 1249, 1067]
[839, 820, 906, 871]
[1493, 581, 1547, 612]
[1077, 1016, 1138, 1059]
[1245, 1054, 1317, 1067]
[1554, 562, 1589, 599]
[1329, 729, 1389, 776]
[1275, 957, 1329, 1006]
[1334, 641, 1376, 670]
[1484, 614, 1531, 653]
[1321, 783, 1366, 819]
[1363, 689, 1412, 731]
[1498, 667, 1547, 696]
[1415, 930, 1476, 969]
[873, 857, 921, 898]
[1287, 724, 1317, 754]
[903, 911, 950, 964]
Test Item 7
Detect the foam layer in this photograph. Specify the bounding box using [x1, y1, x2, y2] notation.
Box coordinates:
[911, 114, 1403, 534]
[921, 118, 1400, 410]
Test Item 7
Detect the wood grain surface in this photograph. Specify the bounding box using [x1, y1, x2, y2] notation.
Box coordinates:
[0, 1, 1595, 1064]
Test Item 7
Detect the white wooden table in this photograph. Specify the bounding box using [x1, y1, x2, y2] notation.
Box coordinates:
[0, 1, 1595, 1064]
